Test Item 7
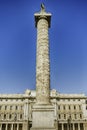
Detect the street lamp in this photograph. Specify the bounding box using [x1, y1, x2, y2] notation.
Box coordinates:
[67, 115, 71, 130]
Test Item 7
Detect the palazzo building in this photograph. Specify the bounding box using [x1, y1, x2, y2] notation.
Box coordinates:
[0, 4, 87, 130]
[0, 90, 87, 130]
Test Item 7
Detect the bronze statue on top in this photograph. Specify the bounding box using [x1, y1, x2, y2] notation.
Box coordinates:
[41, 3, 45, 12]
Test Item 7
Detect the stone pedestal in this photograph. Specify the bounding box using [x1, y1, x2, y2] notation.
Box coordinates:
[31, 104, 56, 130]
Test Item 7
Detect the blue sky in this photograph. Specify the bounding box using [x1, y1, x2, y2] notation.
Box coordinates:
[0, 0, 87, 94]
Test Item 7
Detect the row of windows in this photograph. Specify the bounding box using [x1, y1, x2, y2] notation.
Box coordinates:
[58, 123, 84, 130]
[1, 124, 23, 130]
[58, 105, 81, 110]
[0, 105, 23, 110]
[0, 98, 84, 102]
[0, 99, 24, 102]
[58, 114, 82, 120]
[57, 99, 81, 102]
[0, 98, 86, 101]
[0, 114, 23, 120]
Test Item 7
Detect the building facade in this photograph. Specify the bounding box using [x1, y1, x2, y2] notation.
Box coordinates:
[0, 90, 87, 130]
[0, 4, 87, 130]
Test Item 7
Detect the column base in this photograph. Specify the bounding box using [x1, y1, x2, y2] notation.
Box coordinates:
[30, 104, 57, 130]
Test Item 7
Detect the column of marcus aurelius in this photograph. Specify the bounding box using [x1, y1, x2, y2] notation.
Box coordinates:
[30, 4, 56, 130]
[35, 3, 51, 104]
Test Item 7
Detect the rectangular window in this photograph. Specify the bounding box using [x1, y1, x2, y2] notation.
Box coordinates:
[4, 114, 6, 119]
[20, 114, 22, 119]
[63, 105, 65, 110]
[58, 105, 60, 110]
[15, 106, 18, 110]
[59, 114, 61, 119]
[21, 106, 23, 110]
[9, 114, 12, 119]
[79, 105, 81, 110]
[74, 106, 76, 110]
[0, 106, 1, 110]
[75, 114, 77, 119]
[86, 106, 87, 110]
[69, 106, 70, 110]
[64, 114, 66, 119]
[80, 114, 82, 119]
[10, 106, 12, 110]
[85, 100, 87, 104]
[5, 106, 7, 110]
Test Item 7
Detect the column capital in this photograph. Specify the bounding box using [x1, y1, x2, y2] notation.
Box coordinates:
[34, 4, 51, 28]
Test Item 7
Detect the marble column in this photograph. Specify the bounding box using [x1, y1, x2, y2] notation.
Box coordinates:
[6, 124, 8, 130]
[35, 3, 51, 104]
[73, 124, 75, 130]
[0, 124, 2, 130]
[62, 123, 64, 130]
[78, 123, 80, 130]
[17, 124, 19, 130]
[83, 123, 86, 130]
[11, 124, 13, 130]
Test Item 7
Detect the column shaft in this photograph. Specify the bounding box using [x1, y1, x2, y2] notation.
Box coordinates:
[78, 123, 80, 130]
[36, 18, 50, 104]
[0, 124, 2, 130]
[73, 124, 75, 130]
[17, 124, 19, 130]
[62, 123, 64, 130]
[6, 124, 8, 130]
[11, 124, 13, 130]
